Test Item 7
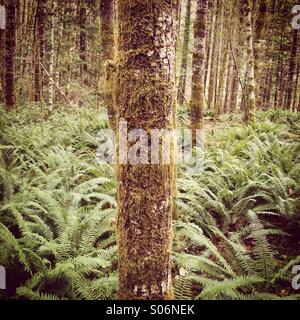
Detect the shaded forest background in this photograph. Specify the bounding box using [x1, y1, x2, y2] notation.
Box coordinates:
[0, 0, 299, 114]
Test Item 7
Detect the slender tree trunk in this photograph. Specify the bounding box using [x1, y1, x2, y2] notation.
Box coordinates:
[100, 0, 115, 130]
[4, 0, 16, 111]
[264, 66, 273, 108]
[116, 0, 180, 300]
[48, 1, 55, 110]
[243, 0, 256, 122]
[253, 0, 266, 100]
[54, 2, 64, 97]
[191, 0, 209, 147]
[293, 61, 300, 112]
[204, 2, 212, 97]
[215, 41, 228, 120]
[208, 0, 220, 111]
[79, 0, 87, 80]
[65, 1, 77, 99]
[177, 0, 191, 105]
[213, 0, 225, 120]
[34, 0, 46, 102]
[0, 16, 4, 101]
[224, 58, 234, 114]
[274, 31, 284, 109]
[205, 3, 216, 106]
[285, 29, 298, 110]
[230, 68, 239, 113]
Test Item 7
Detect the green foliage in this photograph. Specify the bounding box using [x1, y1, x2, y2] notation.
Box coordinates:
[0, 106, 299, 300]
[173, 110, 300, 300]
[0, 106, 117, 300]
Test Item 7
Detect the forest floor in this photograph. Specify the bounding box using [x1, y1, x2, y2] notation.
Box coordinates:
[0, 105, 300, 300]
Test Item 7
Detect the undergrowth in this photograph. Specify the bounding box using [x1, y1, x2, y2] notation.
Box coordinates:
[0, 106, 299, 300]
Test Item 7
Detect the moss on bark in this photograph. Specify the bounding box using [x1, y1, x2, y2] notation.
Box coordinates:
[190, 0, 209, 146]
[116, 0, 180, 300]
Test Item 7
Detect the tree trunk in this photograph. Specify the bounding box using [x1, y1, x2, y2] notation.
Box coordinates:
[177, 0, 191, 105]
[285, 29, 298, 110]
[274, 30, 284, 109]
[34, 0, 46, 102]
[48, 1, 55, 110]
[293, 61, 300, 112]
[207, 0, 221, 111]
[100, 0, 115, 130]
[230, 68, 239, 113]
[205, 3, 216, 106]
[79, 0, 87, 80]
[213, 0, 225, 120]
[0, 17, 4, 101]
[224, 57, 234, 114]
[116, 0, 180, 300]
[191, 0, 209, 146]
[253, 0, 266, 99]
[4, 0, 16, 111]
[243, 0, 256, 122]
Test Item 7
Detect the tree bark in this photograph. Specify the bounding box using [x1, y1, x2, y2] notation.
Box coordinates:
[100, 0, 116, 130]
[79, 0, 87, 80]
[4, 0, 16, 111]
[242, 0, 256, 122]
[177, 0, 191, 105]
[213, 0, 225, 120]
[190, 0, 209, 146]
[48, 1, 55, 110]
[285, 29, 298, 110]
[0, 20, 4, 101]
[293, 61, 300, 112]
[116, 0, 180, 300]
[34, 0, 46, 102]
[224, 58, 234, 114]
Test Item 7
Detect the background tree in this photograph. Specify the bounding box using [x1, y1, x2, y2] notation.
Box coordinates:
[99, 0, 115, 130]
[242, 0, 256, 122]
[285, 29, 298, 110]
[178, 0, 192, 105]
[190, 0, 209, 145]
[34, 0, 46, 102]
[4, 0, 16, 111]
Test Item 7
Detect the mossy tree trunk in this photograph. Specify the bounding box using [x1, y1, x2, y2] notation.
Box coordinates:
[213, 0, 225, 120]
[224, 58, 234, 114]
[34, 0, 46, 102]
[243, 0, 256, 122]
[177, 0, 191, 105]
[230, 69, 239, 113]
[190, 0, 209, 146]
[207, 0, 221, 111]
[0, 2, 5, 102]
[205, 3, 215, 107]
[285, 29, 298, 111]
[253, 0, 266, 103]
[4, 0, 16, 111]
[79, 0, 87, 80]
[100, 0, 115, 130]
[293, 61, 300, 112]
[48, 0, 55, 110]
[116, 0, 180, 300]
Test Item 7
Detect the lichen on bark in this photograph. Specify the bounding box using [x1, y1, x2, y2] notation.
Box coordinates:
[115, 0, 180, 300]
[190, 0, 209, 146]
